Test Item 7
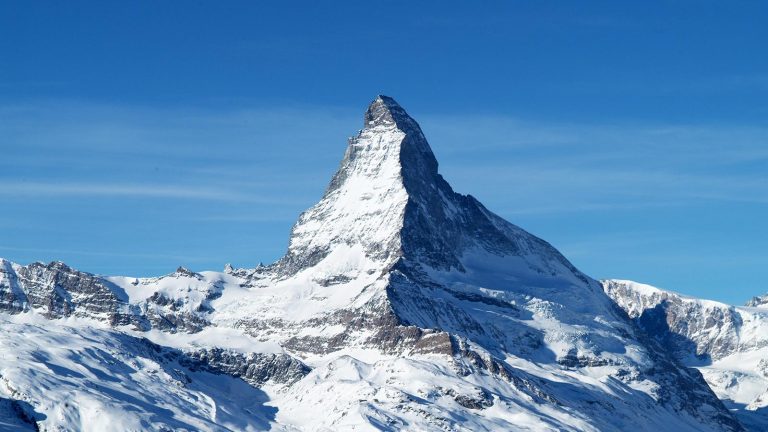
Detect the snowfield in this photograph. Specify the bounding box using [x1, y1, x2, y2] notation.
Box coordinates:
[0, 314, 277, 432]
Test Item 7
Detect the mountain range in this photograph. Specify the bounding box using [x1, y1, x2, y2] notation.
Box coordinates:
[0, 96, 765, 431]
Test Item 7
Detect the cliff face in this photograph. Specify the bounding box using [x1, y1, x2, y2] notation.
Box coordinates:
[604, 279, 768, 430]
[0, 259, 135, 324]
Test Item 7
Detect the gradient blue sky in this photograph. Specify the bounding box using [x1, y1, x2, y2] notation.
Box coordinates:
[1, 1, 766, 304]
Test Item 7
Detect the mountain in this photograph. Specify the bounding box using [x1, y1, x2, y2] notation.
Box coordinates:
[0, 96, 748, 431]
[604, 279, 768, 431]
[746, 294, 768, 309]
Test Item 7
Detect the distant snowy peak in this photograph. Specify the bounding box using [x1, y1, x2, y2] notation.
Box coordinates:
[603, 279, 768, 430]
[746, 294, 768, 308]
[0, 258, 133, 324]
[602, 279, 768, 361]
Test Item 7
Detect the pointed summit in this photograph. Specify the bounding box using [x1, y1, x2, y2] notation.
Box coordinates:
[364, 95, 419, 131]
[360, 97, 436, 174]
[276, 95, 586, 288]
[276, 96, 422, 275]
[358, 95, 438, 178]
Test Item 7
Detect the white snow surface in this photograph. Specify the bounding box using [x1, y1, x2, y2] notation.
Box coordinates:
[0, 313, 278, 432]
[0, 309, 736, 432]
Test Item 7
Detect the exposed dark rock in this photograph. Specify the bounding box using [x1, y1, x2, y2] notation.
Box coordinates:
[181, 348, 310, 387]
[604, 280, 750, 361]
[441, 387, 493, 410]
[0, 259, 27, 313]
[1, 261, 132, 324]
[746, 294, 768, 308]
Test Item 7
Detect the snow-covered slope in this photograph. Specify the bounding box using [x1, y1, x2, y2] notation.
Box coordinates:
[604, 279, 768, 431]
[0, 96, 749, 431]
[0, 314, 280, 432]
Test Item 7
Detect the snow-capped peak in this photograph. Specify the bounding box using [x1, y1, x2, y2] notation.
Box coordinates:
[277, 95, 593, 281]
[275, 96, 415, 276]
[746, 293, 768, 308]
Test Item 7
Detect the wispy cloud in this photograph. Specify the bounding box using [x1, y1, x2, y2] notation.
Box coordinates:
[1, 99, 766, 302]
[498, 200, 691, 216]
[2, 100, 767, 216]
[0, 181, 305, 204]
[0, 100, 354, 208]
[419, 115, 768, 214]
[0, 245, 212, 264]
[192, 213, 298, 223]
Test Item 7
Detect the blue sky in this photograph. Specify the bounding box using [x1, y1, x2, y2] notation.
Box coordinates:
[1, 1, 766, 304]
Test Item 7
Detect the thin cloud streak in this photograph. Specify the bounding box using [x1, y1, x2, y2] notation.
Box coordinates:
[0, 181, 302, 204]
[497, 200, 691, 216]
[1, 99, 766, 304]
[423, 115, 768, 165]
[0, 245, 212, 264]
[3, 99, 767, 216]
[445, 166, 768, 214]
[192, 213, 298, 223]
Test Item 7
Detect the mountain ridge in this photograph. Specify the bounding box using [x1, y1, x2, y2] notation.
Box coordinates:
[604, 279, 768, 430]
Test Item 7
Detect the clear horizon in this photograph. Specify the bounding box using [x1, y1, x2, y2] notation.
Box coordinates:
[2, 1, 766, 305]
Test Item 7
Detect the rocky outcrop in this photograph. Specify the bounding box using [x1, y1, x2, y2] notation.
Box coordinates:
[0, 261, 223, 332]
[746, 294, 768, 308]
[0, 259, 27, 313]
[181, 348, 310, 387]
[0, 260, 135, 325]
[135, 268, 222, 333]
[604, 279, 768, 430]
[603, 279, 764, 361]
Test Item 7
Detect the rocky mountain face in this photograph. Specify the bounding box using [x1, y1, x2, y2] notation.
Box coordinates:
[603, 279, 749, 362]
[0, 96, 753, 431]
[746, 294, 768, 308]
[604, 279, 768, 431]
[0, 260, 134, 324]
